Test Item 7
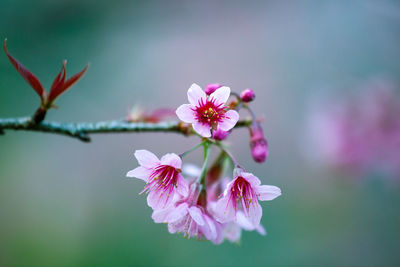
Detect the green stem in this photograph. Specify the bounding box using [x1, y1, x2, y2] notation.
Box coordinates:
[214, 140, 241, 169]
[198, 141, 212, 190]
[179, 141, 206, 158]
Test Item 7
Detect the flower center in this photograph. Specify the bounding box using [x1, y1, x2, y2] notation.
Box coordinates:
[142, 165, 179, 194]
[193, 98, 226, 126]
[230, 176, 257, 215]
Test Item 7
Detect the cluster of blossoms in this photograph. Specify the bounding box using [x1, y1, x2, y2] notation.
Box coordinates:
[127, 83, 281, 244]
[308, 80, 400, 178]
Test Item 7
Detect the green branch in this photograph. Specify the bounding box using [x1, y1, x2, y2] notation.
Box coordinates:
[0, 117, 252, 142]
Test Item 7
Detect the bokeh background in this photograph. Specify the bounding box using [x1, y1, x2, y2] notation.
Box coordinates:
[1, 0, 400, 266]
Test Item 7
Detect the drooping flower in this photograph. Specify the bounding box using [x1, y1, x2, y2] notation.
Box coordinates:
[176, 83, 239, 137]
[126, 150, 189, 210]
[214, 169, 281, 227]
[152, 184, 218, 242]
[249, 123, 268, 163]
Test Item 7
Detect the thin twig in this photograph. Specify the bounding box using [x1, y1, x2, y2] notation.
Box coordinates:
[0, 117, 252, 142]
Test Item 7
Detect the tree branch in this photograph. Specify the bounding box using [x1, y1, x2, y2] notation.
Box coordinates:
[0, 117, 252, 142]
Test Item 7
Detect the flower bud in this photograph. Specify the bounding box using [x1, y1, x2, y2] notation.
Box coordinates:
[212, 128, 230, 141]
[205, 83, 222, 95]
[240, 89, 255, 102]
[249, 123, 268, 163]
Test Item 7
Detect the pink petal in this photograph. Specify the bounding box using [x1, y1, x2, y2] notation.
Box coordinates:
[147, 189, 173, 210]
[236, 211, 255, 231]
[256, 185, 281, 201]
[168, 203, 189, 223]
[188, 206, 205, 226]
[210, 86, 230, 105]
[176, 175, 189, 197]
[248, 203, 262, 227]
[201, 215, 217, 241]
[240, 171, 261, 187]
[134, 150, 159, 168]
[187, 83, 206, 106]
[160, 153, 182, 169]
[192, 122, 211, 137]
[182, 163, 201, 178]
[214, 193, 236, 223]
[126, 166, 152, 182]
[152, 207, 172, 223]
[223, 223, 242, 243]
[256, 224, 267, 236]
[219, 110, 239, 131]
[176, 104, 196, 123]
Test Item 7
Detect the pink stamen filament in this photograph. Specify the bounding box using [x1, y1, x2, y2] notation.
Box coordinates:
[226, 177, 258, 216]
[192, 97, 227, 127]
[140, 165, 179, 206]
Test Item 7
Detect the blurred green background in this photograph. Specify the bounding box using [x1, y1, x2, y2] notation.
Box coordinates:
[1, 0, 400, 266]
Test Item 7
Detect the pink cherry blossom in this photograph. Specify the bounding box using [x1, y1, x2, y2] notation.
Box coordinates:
[152, 185, 218, 242]
[220, 211, 267, 243]
[214, 169, 281, 227]
[176, 83, 239, 137]
[126, 150, 189, 210]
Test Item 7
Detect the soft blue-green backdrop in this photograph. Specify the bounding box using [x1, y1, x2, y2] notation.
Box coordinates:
[1, 1, 400, 266]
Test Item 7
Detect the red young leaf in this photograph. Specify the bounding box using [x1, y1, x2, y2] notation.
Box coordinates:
[47, 64, 88, 103]
[3, 39, 45, 99]
[47, 60, 67, 102]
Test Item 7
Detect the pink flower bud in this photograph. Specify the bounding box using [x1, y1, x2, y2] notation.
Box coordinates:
[205, 83, 222, 95]
[249, 123, 268, 163]
[212, 128, 230, 141]
[240, 89, 255, 102]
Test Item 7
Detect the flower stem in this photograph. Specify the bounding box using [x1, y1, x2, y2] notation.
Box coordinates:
[214, 141, 242, 169]
[198, 141, 212, 190]
[179, 141, 206, 158]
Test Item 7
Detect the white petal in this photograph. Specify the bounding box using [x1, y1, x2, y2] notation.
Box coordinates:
[219, 110, 239, 131]
[182, 163, 202, 178]
[192, 122, 211, 137]
[256, 224, 267, 236]
[152, 207, 172, 223]
[167, 203, 189, 223]
[187, 83, 206, 106]
[210, 86, 230, 105]
[176, 104, 196, 123]
[188, 206, 205, 226]
[214, 194, 236, 223]
[134, 150, 159, 168]
[256, 185, 281, 201]
[126, 166, 152, 182]
[236, 211, 256, 231]
[160, 153, 182, 169]
[223, 223, 242, 243]
[248, 203, 262, 227]
[240, 171, 261, 187]
[176, 175, 189, 197]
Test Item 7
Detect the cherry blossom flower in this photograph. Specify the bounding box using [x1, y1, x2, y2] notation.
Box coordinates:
[152, 184, 218, 242]
[126, 150, 189, 210]
[214, 169, 281, 227]
[176, 83, 239, 137]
